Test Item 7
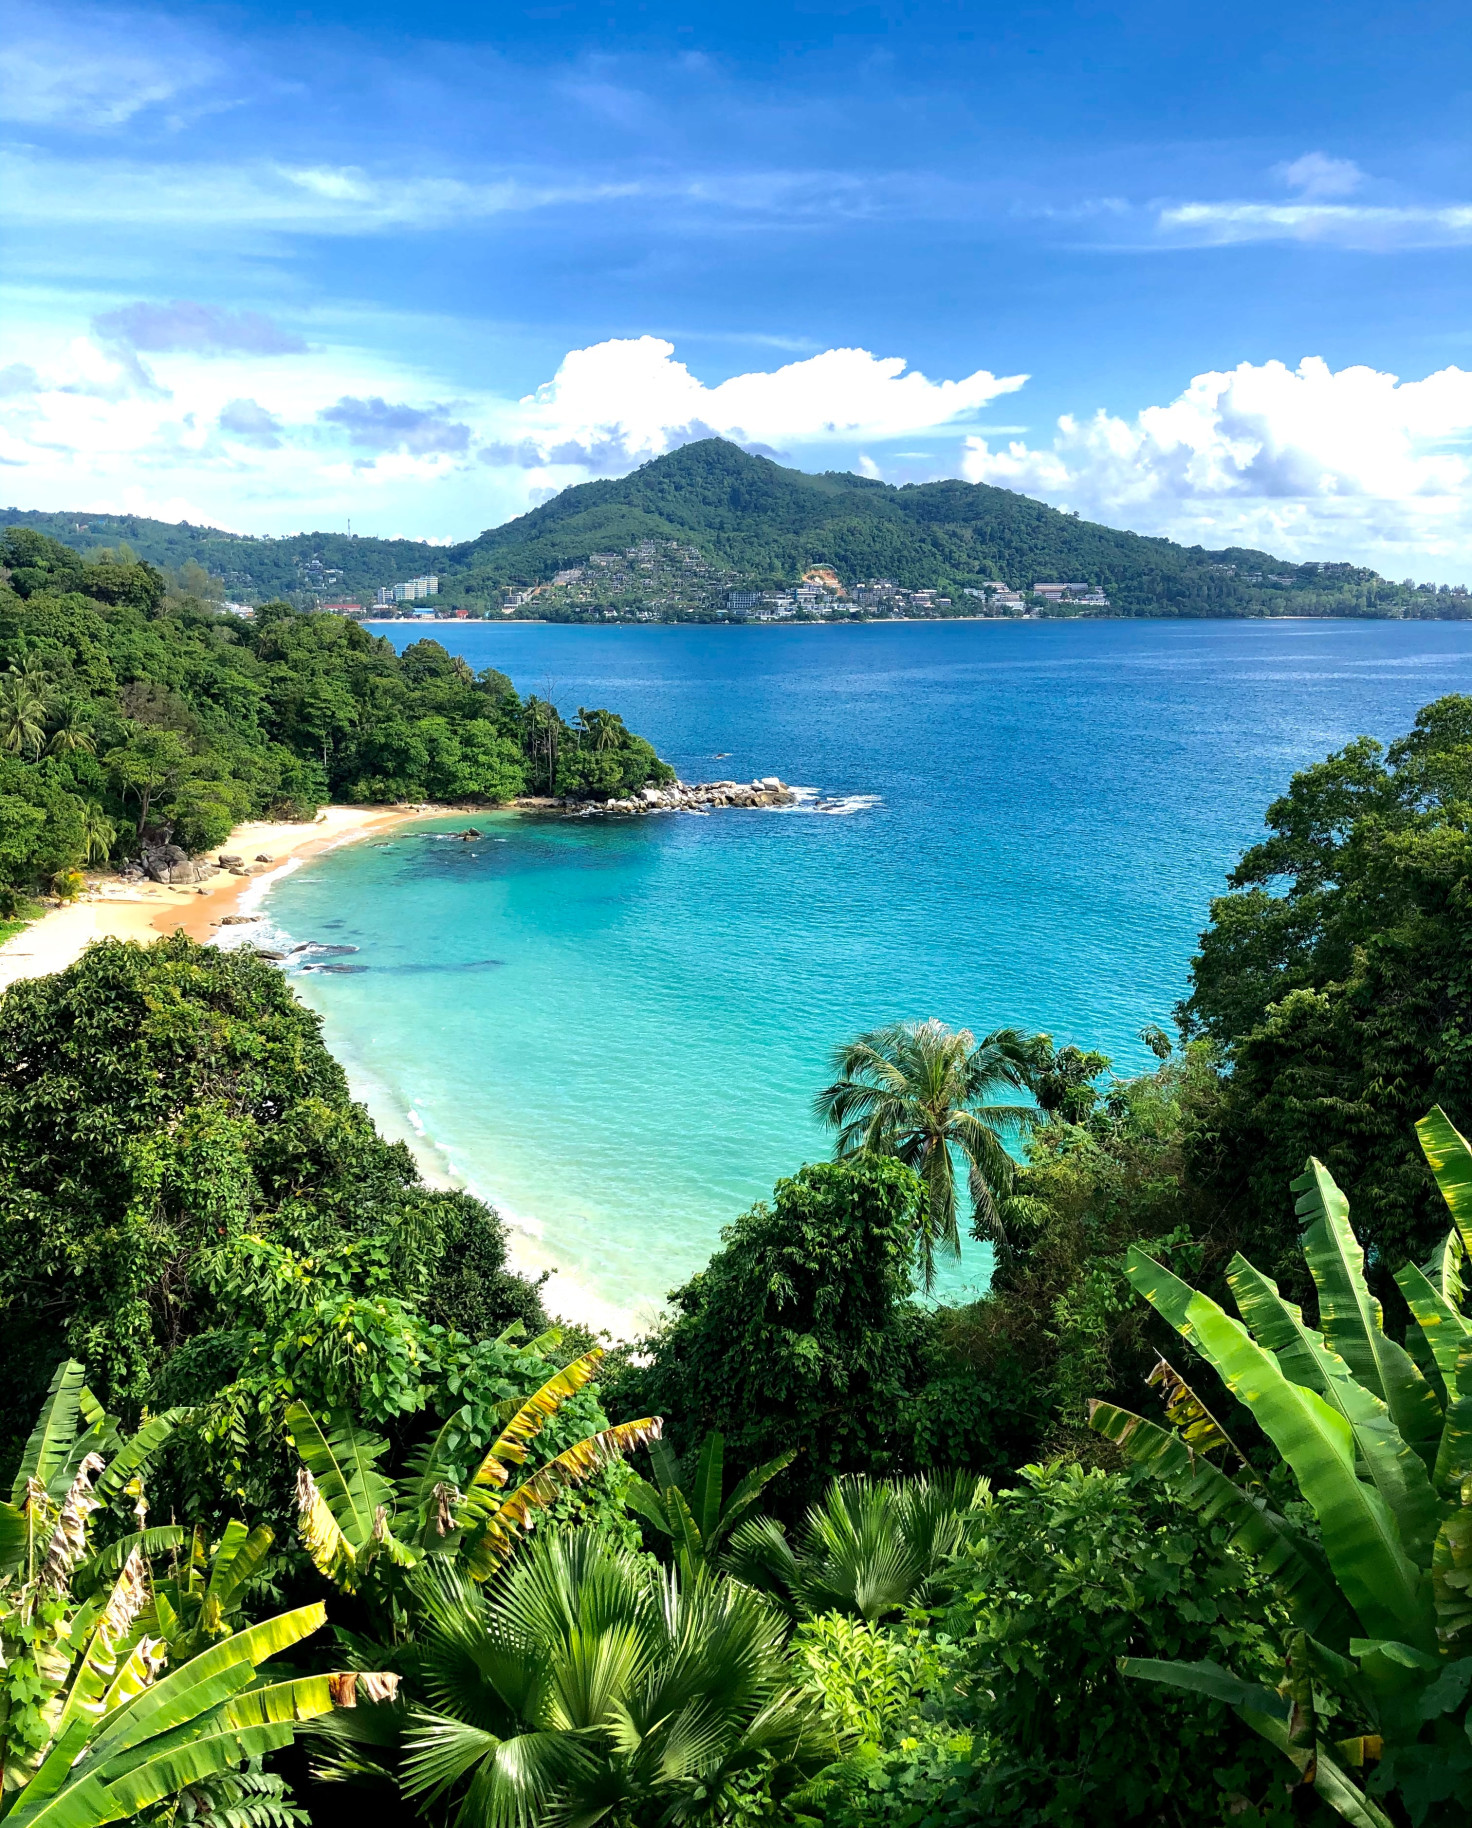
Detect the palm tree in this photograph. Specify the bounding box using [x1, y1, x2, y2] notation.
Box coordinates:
[46, 707, 96, 757]
[400, 1533, 835, 1827]
[724, 1471, 987, 1625]
[79, 802, 116, 865]
[0, 671, 47, 758]
[814, 1018, 1038, 1287]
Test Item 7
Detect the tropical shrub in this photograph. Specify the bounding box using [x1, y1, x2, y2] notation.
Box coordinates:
[1091, 1105, 1472, 1826]
[726, 1473, 985, 1625]
[623, 1430, 795, 1580]
[399, 1533, 836, 1826]
[798, 1463, 1300, 1828]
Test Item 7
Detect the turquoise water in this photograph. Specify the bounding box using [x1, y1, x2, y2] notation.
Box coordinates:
[260, 619, 1472, 1329]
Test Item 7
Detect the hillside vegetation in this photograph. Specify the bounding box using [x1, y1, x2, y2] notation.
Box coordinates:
[0, 525, 672, 900]
[14, 439, 1466, 618]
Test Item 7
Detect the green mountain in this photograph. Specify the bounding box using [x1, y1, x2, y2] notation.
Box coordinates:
[9, 440, 1465, 619]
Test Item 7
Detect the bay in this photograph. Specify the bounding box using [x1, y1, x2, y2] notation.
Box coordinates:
[260, 618, 1472, 1329]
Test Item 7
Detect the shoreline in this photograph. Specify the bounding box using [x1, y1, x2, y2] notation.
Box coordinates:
[0, 804, 431, 993]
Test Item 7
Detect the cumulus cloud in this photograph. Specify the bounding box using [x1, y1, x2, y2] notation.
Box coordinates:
[93, 300, 307, 356]
[962, 356, 1472, 571]
[481, 336, 1025, 471]
[217, 397, 283, 448]
[319, 395, 472, 456]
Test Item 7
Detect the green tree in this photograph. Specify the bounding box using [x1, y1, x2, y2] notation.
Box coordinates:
[618, 1158, 929, 1508]
[815, 1019, 1038, 1287]
[103, 726, 193, 838]
[0, 937, 544, 1429]
[1183, 694, 1472, 1288]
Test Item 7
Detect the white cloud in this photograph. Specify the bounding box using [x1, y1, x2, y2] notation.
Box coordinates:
[962, 357, 1472, 576]
[1277, 151, 1364, 199]
[1157, 200, 1472, 248]
[487, 336, 1027, 470]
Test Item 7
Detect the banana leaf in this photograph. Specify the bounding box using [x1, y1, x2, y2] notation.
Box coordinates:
[1125, 1249, 1434, 1650]
[1229, 1256, 1441, 1563]
[1120, 1656, 1286, 1716]
[1423, 1228, 1466, 1310]
[690, 1433, 724, 1544]
[457, 1353, 605, 1526]
[0, 1497, 27, 1577]
[1434, 1341, 1472, 1494]
[463, 1418, 663, 1576]
[101, 1719, 297, 1818]
[1293, 1160, 1442, 1462]
[93, 1410, 188, 1508]
[75, 1526, 187, 1594]
[13, 1361, 87, 1504]
[1395, 1259, 1469, 1389]
[1416, 1107, 1472, 1258]
[284, 1405, 392, 1556]
[622, 1474, 673, 1535]
[715, 1449, 798, 1547]
[89, 1605, 327, 1761]
[663, 1484, 705, 1575]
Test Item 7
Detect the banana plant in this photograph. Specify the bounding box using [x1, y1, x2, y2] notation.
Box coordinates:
[2, 1361, 189, 1591]
[285, 1346, 662, 1594]
[623, 1431, 795, 1580]
[1088, 1105, 1472, 1828]
[0, 1362, 393, 1828]
[147, 1521, 278, 1661]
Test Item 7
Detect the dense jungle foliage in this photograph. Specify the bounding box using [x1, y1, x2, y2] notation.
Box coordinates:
[12, 440, 1463, 617]
[0, 525, 673, 896]
[4, 696, 1472, 1828]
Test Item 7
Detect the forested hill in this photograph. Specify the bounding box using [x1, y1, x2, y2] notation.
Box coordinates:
[442, 440, 1453, 617]
[12, 440, 1465, 618]
[1, 507, 442, 602]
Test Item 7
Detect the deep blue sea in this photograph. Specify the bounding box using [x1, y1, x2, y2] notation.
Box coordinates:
[257, 619, 1472, 1330]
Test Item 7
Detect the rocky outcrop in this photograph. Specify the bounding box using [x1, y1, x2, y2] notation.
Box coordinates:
[566, 777, 796, 817]
[141, 838, 219, 885]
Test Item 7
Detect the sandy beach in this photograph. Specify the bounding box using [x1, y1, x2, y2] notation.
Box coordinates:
[0, 804, 428, 994]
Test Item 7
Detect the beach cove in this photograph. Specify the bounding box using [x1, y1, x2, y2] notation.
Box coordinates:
[236, 616, 1472, 1334]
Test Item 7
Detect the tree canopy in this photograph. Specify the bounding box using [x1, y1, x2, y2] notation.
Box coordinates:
[0, 526, 672, 893]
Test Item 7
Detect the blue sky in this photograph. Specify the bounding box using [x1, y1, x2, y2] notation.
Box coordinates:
[3, 0, 1471, 575]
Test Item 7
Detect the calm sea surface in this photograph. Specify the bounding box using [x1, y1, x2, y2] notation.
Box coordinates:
[258, 619, 1472, 1328]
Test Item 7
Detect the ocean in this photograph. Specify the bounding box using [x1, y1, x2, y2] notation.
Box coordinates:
[254, 618, 1472, 1331]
